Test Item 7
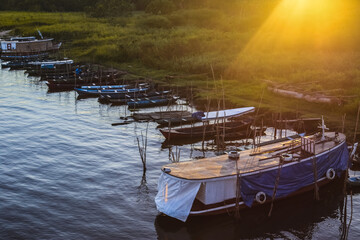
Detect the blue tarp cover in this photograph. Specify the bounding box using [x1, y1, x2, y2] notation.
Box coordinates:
[240, 142, 349, 207]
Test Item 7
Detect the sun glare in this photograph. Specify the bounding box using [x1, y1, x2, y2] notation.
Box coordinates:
[241, 0, 353, 52]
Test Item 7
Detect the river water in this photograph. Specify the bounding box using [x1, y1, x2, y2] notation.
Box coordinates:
[0, 66, 359, 239]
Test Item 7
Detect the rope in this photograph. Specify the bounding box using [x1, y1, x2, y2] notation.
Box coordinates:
[268, 158, 284, 217]
[235, 157, 241, 219]
[311, 156, 320, 201]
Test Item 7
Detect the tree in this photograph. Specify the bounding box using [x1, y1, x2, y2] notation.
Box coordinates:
[86, 0, 134, 17]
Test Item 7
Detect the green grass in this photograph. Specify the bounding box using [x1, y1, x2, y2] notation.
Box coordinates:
[1, 3, 360, 135]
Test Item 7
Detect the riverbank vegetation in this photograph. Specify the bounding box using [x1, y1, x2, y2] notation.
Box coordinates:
[1, 0, 360, 123]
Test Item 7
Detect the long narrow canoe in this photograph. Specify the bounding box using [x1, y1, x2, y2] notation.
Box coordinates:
[127, 97, 177, 109]
[80, 84, 129, 90]
[109, 91, 172, 105]
[160, 119, 252, 140]
[99, 90, 170, 103]
[75, 87, 149, 97]
[156, 107, 255, 127]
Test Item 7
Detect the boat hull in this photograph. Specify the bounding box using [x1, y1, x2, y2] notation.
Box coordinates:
[189, 175, 336, 216]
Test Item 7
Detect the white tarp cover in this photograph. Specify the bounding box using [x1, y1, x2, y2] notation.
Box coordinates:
[155, 172, 201, 222]
[201, 107, 255, 121]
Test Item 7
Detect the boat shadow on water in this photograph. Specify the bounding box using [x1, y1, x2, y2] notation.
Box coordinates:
[155, 176, 352, 240]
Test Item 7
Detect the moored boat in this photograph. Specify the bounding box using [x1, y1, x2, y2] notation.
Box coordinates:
[159, 107, 255, 140]
[127, 96, 177, 109]
[75, 87, 149, 97]
[160, 119, 252, 141]
[108, 91, 172, 105]
[156, 107, 255, 127]
[80, 84, 129, 90]
[1, 36, 61, 60]
[155, 130, 351, 222]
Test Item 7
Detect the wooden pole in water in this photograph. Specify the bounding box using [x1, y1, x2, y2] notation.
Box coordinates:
[235, 154, 241, 219]
[279, 109, 283, 139]
[135, 123, 149, 173]
[268, 157, 284, 217]
[202, 76, 211, 152]
[274, 113, 278, 140]
[353, 102, 360, 143]
[312, 156, 320, 201]
[222, 77, 226, 151]
[341, 113, 346, 133]
[215, 99, 221, 153]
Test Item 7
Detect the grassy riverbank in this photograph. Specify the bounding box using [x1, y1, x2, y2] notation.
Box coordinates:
[1, 1, 360, 129]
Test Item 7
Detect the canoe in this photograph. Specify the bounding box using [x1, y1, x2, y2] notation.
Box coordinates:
[46, 80, 126, 92]
[79, 84, 128, 90]
[132, 110, 190, 121]
[160, 119, 252, 141]
[155, 131, 350, 222]
[155, 116, 199, 127]
[127, 96, 177, 109]
[74, 87, 149, 97]
[109, 91, 172, 105]
[156, 107, 255, 127]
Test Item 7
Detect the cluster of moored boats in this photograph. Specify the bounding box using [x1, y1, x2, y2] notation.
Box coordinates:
[2, 34, 359, 223]
[1, 54, 179, 109]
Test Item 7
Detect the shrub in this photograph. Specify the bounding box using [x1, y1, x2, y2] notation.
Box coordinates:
[145, 0, 175, 15]
[137, 15, 172, 28]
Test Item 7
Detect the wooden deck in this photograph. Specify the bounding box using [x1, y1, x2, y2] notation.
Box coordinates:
[164, 132, 345, 180]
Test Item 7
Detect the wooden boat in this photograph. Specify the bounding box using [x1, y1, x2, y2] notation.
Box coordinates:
[75, 87, 149, 97]
[46, 79, 125, 92]
[79, 84, 129, 90]
[155, 116, 199, 127]
[99, 90, 163, 103]
[127, 96, 177, 109]
[2, 60, 29, 69]
[156, 107, 255, 127]
[37, 65, 126, 92]
[108, 91, 172, 105]
[155, 129, 351, 222]
[132, 110, 190, 121]
[160, 119, 252, 141]
[159, 107, 255, 140]
[1, 36, 61, 60]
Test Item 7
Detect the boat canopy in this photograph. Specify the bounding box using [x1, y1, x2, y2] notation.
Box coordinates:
[10, 36, 36, 41]
[29, 60, 74, 66]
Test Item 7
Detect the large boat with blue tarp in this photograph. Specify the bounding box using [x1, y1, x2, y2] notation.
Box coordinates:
[155, 123, 353, 222]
